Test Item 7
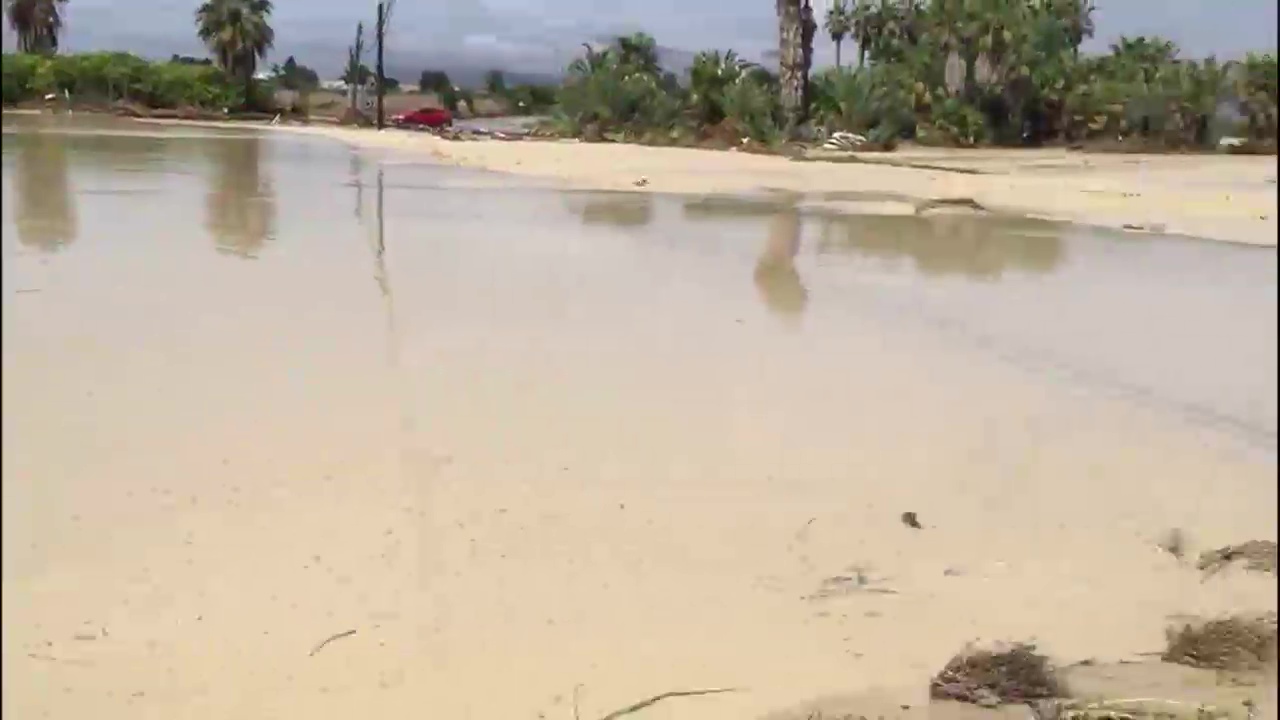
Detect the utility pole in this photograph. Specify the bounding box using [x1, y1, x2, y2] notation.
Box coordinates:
[375, 1, 386, 129]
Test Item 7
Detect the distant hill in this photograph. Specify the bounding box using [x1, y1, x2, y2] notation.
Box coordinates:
[382, 63, 562, 89]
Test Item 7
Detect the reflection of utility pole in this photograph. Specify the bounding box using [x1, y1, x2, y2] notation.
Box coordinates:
[372, 167, 397, 351]
[350, 151, 364, 221]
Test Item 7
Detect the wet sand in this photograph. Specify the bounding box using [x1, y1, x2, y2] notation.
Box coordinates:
[257, 122, 1279, 247]
[2, 115, 1277, 719]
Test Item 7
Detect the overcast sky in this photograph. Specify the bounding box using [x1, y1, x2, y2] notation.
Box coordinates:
[5, 0, 1277, 75]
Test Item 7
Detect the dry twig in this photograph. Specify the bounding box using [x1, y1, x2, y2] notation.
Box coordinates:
[308, 629, 357, 657]
[595, 687, 738, 720]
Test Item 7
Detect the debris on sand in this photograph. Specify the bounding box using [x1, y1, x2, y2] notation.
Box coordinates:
[930, 642, 1063, 707]
[1155, 528, 1188, 561]
[1162, 614, 1277, 672]
[900, 511, 923, 530]
[1030, 697, 1242, 720]
[1197, 541, 1277, 578]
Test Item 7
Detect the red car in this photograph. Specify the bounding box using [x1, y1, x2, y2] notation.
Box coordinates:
[392, 107, 453, 129]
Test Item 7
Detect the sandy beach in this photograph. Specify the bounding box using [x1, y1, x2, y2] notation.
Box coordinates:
[3, 113, 1277, 720]
[253, 122, 1280, 247]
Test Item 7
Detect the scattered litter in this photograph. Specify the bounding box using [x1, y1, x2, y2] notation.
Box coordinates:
[1121, 222, 1167, 233]
[633, 176, 650, 188]
[822, 131, 869, 152]
[1032, 697, 1240, 720]
[27, 652, 92, 667]
[807, 567, 898, 600]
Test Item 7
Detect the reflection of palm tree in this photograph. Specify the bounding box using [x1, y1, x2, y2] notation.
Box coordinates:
[14, 131, 78, 252]
[568, 192, 654, 227]
[817, 214, 1064, 280]
[754, 209, 809, 318]
[205, 136, 275, 258]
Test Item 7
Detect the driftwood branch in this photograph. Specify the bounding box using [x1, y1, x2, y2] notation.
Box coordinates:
[596, 688, 739, 720]
[308, 629, 356, 657]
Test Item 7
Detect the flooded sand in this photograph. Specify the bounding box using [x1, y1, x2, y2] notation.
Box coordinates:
[2, 115, 1276, 720]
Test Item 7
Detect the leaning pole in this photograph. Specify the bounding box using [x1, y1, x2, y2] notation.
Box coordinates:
[375, 1, 386, 129]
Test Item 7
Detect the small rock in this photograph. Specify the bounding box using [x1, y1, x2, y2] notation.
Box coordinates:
[633, 176, 649, 188]
[901, 511, 922, 530]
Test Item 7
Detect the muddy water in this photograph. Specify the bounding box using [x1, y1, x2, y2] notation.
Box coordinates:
[3, 115, 1276, 720]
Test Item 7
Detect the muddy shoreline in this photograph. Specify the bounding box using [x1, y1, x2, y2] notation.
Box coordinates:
[6, 107, 1277, 246]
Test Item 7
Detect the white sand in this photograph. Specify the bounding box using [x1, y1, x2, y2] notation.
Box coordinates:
[267, 123, 1279, 246]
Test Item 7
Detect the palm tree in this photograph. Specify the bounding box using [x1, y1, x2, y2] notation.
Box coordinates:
[5, 0, 68, 54]
[689, 49, 752, 125]
[615, 32, 661, 75]
[849, 0, 873, 67]
[776, 0, 816, 133]
[195, 0, 275, 106]
[1110, 35, 1178, 83]
[1053, 0, 1095, 58]
[825, 0, 851, 69]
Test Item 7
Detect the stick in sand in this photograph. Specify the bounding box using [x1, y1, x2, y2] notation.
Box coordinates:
[596, 688, 739, 720]
[309, 629, 357, 657]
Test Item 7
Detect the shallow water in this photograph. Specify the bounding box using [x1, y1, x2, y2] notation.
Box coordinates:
[3, 114, 1276, 720]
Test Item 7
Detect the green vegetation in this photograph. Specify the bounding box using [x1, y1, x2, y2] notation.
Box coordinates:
[2, 0, 1273, 153]
[271, 55, 319, 92]
[547, 0, 1278, 152]
[2, 51, 245, 109]
[3, 0, 279, 112]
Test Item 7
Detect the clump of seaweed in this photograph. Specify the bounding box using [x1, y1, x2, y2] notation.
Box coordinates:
[1162, 614, 1277, 672]
[930, 642, 1063, 707]
[1197, 541, 1277, 578]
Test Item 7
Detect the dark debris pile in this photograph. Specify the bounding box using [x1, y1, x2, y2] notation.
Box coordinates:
[930, 642, 1063, 707]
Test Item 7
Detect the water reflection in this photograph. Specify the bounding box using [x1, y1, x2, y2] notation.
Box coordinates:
[205, 135, 276, 259]
[754, 208, 809, 319]
[681, 193, 798, 221]
[817, 213, 1065, 280]
[13, 132, 79, 252]
[681, 194, 810, 319]
[565, 191, 654, 227]
[350, 150, 364, 222]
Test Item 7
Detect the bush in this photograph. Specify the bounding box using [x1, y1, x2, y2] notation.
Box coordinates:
[2, 52, 244, 110]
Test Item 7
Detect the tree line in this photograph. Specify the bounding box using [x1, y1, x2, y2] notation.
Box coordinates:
[559, 1, 1276, 151]
[4, 0, 1276, 150]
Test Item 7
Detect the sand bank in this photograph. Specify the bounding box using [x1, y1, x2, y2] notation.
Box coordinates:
[264, 123, 1278, 246]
